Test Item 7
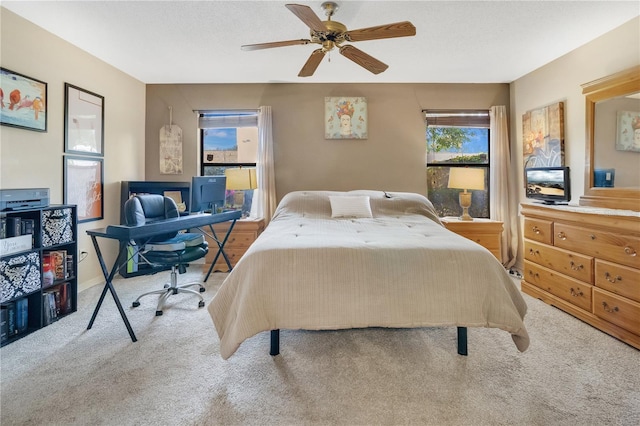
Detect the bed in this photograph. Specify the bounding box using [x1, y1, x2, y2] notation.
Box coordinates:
[209, 190, 529, 359]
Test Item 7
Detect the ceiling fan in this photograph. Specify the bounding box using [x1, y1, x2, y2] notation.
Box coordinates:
[241, 2, 416, 77]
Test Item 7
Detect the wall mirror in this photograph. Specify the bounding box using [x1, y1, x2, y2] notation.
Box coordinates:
[580, 65, 640, 211]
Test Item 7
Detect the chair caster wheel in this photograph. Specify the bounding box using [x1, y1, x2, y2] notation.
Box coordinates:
[132, 301, 140, 308]
[155, 310, 163, 316]
[199, 287, 205, 293]
[164, 284, 170, 288]
[198, 301, 205, 308]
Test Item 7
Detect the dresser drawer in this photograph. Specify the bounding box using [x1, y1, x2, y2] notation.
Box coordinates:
[554, 223, 640, 269]
[524, 260, 592, 311]
[525, 239, 593, 283]
[593, 288, 640, 335]
[523, 218, 553, 244]
[595, 259, 640, 303]
[222, 232, 256, 249]
[209, 248, 247, 271]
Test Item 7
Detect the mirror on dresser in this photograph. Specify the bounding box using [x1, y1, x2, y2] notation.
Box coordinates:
[580, 65, 640, 211]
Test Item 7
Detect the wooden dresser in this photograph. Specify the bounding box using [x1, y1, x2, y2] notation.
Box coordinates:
[204, 218, 265, 272]
[441, 217, 503, 260]
[521, 203, 640, 349]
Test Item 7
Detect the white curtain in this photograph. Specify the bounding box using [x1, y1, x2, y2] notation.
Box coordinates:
[255, 106, 277, 224]
[490, 105, 518, 268]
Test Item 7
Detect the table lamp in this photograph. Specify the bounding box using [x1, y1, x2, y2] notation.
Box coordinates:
[447, 167, 485, 221]
[225, 167, 257, 215]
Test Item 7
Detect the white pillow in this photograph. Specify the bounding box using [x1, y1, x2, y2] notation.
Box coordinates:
[329, 195, 373, 218]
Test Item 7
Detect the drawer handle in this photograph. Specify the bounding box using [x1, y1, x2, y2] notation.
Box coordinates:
[48, 214, 65, 220]
[528, 248, 540, 256]
[532, 226, 541, 234]
[556, 232, 566, 240]
[528, 270, 539, 278]
[590, 234, 596, 240]
[569, 261, 583, 271]
[601, 302, 619, 313]
[569, 287, 583, 297]
[624, 246, 637, 257]
[7, 262, 29, 268]
[604, 272, 622, 283]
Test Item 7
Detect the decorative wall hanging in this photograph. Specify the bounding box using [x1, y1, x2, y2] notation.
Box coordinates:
[0, 67, 47, 132]
[325, 97, 367, 139]
[159, 106, 183, 174]
[615, 110, 640, 152]
[64, 155, 104, 223]
[522, 101, 564, 167]
[64, 83, 104, 156]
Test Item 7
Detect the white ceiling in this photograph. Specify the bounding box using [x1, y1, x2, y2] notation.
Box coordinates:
[3, 1, 639, 84]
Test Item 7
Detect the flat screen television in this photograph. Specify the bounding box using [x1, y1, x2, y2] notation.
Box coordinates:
[525, 166, 571, 205]
[190, 176, 227, 213]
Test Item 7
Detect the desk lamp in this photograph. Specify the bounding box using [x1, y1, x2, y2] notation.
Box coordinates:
[447, 167, 485, 221]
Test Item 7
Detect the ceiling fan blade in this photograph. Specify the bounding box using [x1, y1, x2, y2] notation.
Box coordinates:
[241, 39, 311, 51]
[285, 4, 327, 33]
[345, 21, 416, 42]
[298, 49, 326, 77]
[339, 45, 388, 75]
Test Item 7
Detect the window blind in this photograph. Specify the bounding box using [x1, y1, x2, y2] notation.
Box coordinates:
[197, 111, 258, 129]
[424, 110, 490, 128]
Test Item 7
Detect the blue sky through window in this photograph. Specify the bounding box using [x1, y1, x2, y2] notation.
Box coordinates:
[203, 128, 237, 151]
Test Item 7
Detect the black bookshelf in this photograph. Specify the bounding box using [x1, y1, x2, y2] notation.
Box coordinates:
[1, 205, 78, 346]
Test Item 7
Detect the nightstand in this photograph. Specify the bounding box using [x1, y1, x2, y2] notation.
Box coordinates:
[203, 217, 265, 273]
[440, 217, 503, 260]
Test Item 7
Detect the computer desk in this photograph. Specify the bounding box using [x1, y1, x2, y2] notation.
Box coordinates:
[85, 210, 242, 342]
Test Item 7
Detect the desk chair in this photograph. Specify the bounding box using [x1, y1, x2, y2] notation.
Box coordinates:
[124, 194, 208, 316]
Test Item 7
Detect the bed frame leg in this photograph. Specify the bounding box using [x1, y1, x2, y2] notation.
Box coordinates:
[457, 327, 468, 356]
[270, 329, 280, 356]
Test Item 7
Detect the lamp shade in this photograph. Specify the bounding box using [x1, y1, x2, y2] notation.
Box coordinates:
[225, 168, 257, 190]
[448, 167, 485, 191]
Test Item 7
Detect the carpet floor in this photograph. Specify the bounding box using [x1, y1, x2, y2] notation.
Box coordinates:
[0, 270, 638, 425]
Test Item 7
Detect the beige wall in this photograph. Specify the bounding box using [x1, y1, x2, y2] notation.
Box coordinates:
[146, 83, 509, 201]
[0, 9, 146, 290]
[510, 17, 640, 204]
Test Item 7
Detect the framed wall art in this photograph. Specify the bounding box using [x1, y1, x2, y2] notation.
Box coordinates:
[325, 97, 368, 139]
[615, 110, 640, 152]
[522, 101, 564, 168]
[64, 83, 104, 156]
[64, 155, 104, 223]
[0, 67, 47, 132]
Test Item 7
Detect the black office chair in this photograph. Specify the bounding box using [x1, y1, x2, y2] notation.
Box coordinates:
[124, 194, 208, 316]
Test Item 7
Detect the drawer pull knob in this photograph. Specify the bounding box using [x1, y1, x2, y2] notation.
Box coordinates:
[569, 287, 583, 297]
[624, 246, 637, 257]
[601, 302, 619, 313]
[569, 261, 583, 271]
[557, 232, 567, 240]
[532, 226, 540, 234]
[528, 248, 540, 256]
[590, 234, 596, 240]
[604, 272, 622, 283]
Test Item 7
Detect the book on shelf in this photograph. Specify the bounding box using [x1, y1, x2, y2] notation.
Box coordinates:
[6, 217, 21, 237]
[1, 305, 8, 342]
[45, 250, 67, 280]
[0, 217, 6, 239]
[0, 299, 27, 338]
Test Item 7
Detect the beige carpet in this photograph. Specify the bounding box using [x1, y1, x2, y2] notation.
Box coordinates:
[1, 270, 638, 426]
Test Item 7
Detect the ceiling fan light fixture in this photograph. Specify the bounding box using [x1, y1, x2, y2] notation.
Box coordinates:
[244, 3, 416, 77]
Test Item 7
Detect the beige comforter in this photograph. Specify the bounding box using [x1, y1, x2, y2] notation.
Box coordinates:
[209, 190, 529, 359]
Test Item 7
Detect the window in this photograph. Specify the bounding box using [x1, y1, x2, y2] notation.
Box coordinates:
[425, 110, 490, 218]
[199, 111, 258, 217]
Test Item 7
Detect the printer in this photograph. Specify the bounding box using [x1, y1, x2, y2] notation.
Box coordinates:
[0, 188, 50, 211]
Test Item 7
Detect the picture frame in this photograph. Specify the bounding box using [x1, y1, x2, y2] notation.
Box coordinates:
[0, 67, 47, 132]
[615, 110, 640, 152]
[522, 101, 565, 168]
[325, 97, 368, 139]
[64, 83, 104, 156]
[64, 155, 104, 223]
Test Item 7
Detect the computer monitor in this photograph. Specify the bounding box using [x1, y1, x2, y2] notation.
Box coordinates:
[190, 176, 227, 213]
